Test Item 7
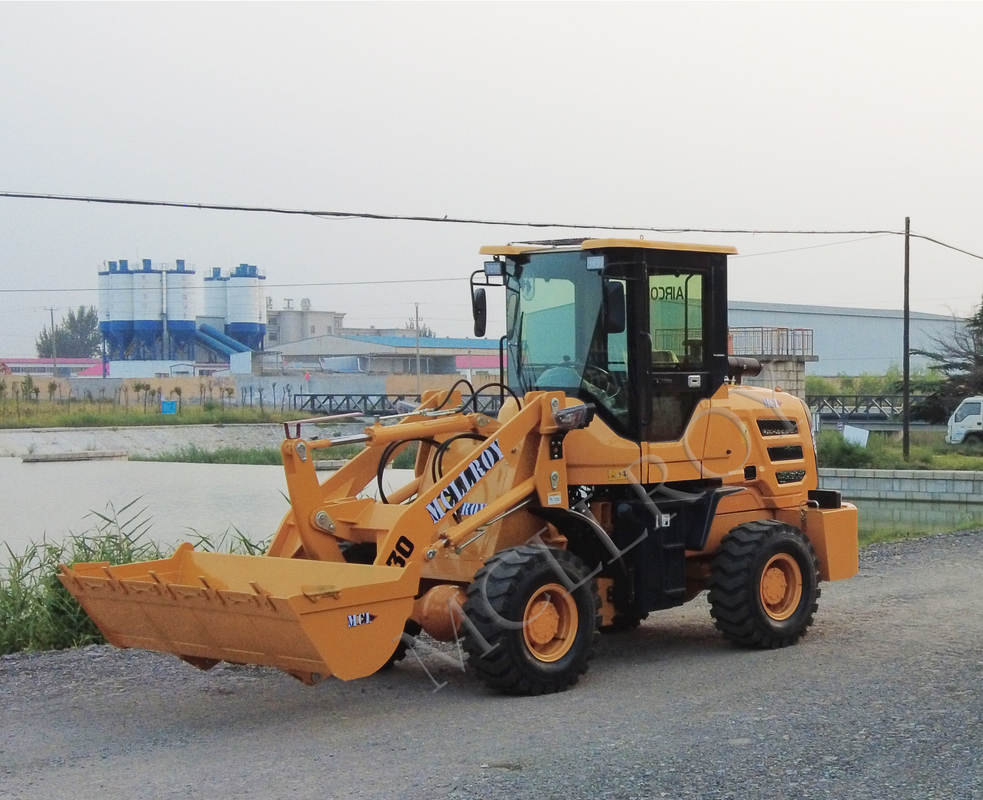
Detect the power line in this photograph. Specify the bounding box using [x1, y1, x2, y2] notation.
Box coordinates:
[910, 230, 983, 262]
[2, 189, 983, 260]
[0, 276, 466, 294]
[733, 234, 893, 259]
[0, 190, 917, 236]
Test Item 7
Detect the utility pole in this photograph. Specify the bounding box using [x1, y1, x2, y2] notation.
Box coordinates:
[47, 307, 58, 378]
[415, 302, 422, 394]
[903, 216, 911, 462]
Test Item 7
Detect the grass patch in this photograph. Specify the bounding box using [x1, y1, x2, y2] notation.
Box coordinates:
[0, 401, 304, 430]
[858, 519, 983, 548]
[859, 527, 932, 548]
[817, 430, 983, 471]
[0, 499, 268, 656]
[135, 445, 285, 466]
[135, 443, 419, 469]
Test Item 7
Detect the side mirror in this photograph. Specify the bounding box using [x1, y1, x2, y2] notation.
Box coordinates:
[472, 287, 487, 337]
[602, 280, 625, 334]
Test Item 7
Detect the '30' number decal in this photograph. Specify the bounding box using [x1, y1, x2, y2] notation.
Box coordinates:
[386, 536, 415, 567]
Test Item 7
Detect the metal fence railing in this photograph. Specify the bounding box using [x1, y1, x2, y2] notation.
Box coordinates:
[293, 393, 503, 416]
[805, 395, 927, 420]
[730, 327, 814, 357]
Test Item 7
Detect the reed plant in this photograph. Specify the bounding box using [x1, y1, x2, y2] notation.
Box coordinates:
[0, 499, 268, 655]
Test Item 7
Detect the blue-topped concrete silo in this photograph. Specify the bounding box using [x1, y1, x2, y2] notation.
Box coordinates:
[101, 260, 134, 359]
[165, 259, 197, 360]
[225, 263, 266, 350]
[202, 267, 228, 322]
[131, 258, 164, 359]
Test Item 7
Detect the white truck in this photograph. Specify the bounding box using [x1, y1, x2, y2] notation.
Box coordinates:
[946, 396, 983, 444]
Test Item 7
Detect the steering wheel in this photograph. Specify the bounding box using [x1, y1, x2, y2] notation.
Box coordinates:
[535, 363, 622, 404]
[582, 365, 622, 402]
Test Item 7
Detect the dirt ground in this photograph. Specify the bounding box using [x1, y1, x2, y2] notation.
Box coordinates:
[2, 531, 982, 799]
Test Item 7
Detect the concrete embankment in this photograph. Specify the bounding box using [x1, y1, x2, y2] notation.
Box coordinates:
[819, 467, 983, 503]
[0, 422, 366, 459]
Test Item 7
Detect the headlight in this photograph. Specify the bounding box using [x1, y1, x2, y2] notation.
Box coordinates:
[552, 403, 595, 431]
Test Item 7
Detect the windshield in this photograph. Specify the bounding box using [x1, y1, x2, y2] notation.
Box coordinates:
[506, 251, 629, 427]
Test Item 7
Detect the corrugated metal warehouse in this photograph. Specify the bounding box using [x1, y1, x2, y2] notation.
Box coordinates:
[728, 301, 962, 376]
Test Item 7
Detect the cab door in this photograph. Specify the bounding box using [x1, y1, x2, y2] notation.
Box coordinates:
[644, 270, 712, 440]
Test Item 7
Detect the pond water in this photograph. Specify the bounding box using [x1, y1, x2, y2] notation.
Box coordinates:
[3, 456, 980, 563]
[0, 457, 412, 560]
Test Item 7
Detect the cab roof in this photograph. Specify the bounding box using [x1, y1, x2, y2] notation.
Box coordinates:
[479, 237, 737, 257]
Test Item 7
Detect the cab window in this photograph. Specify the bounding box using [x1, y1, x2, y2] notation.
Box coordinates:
[955, 401, 981, 423]
[649, 273, 704, 367]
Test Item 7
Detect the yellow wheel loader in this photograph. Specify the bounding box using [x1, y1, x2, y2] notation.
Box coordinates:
[60, 238, 858, 695]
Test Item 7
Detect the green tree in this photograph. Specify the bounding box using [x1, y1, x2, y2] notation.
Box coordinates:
[910, 296, 983, 421]
[405, 316, 437, 339]
[35, 306, 101, 358]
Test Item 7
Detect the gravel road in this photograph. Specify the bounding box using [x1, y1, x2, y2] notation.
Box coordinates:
[2, 531, 982, 800]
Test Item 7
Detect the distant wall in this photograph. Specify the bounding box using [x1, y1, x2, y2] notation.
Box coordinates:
[819, 468, 983, 503]
[742, 358, 809, 399]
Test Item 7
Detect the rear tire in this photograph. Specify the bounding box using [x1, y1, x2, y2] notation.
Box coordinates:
[463, 546, 599, 695]
[708, 520, 820, 649]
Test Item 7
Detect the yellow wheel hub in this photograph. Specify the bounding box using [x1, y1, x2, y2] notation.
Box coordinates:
[759, 553, 803, 621]
[522, 583, 578, 663]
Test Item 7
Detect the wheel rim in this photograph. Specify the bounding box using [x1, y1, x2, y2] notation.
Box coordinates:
[522, 583, 578, 663]
[759, 553, 803, 621]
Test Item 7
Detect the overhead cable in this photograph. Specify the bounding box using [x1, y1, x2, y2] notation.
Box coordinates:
[2, 190, 982, 261]
[0, 276, 467, 294]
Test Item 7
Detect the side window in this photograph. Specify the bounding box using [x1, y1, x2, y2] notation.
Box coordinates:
[649, 273, 704, 367]
[583, 279, 630, 429]
[955, 402, 981, 423]
[520, 277, 576, 367]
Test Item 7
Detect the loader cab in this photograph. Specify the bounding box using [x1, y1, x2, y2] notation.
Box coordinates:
[477, 239, 735, 443]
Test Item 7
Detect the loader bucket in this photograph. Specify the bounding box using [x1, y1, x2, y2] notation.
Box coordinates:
[58, 542, 421, 683]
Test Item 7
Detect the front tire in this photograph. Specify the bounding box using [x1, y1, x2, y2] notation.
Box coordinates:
[462, 546, 599, 695]
[708, 520, 820, 649]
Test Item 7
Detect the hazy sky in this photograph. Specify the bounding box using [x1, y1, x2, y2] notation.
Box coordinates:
[2, 2, 982, 357]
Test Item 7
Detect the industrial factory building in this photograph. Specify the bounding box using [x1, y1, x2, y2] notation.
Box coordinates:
[93, 257, 962, 384]
[98, 259, 267, 377]
[729, 301, 961, 376]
